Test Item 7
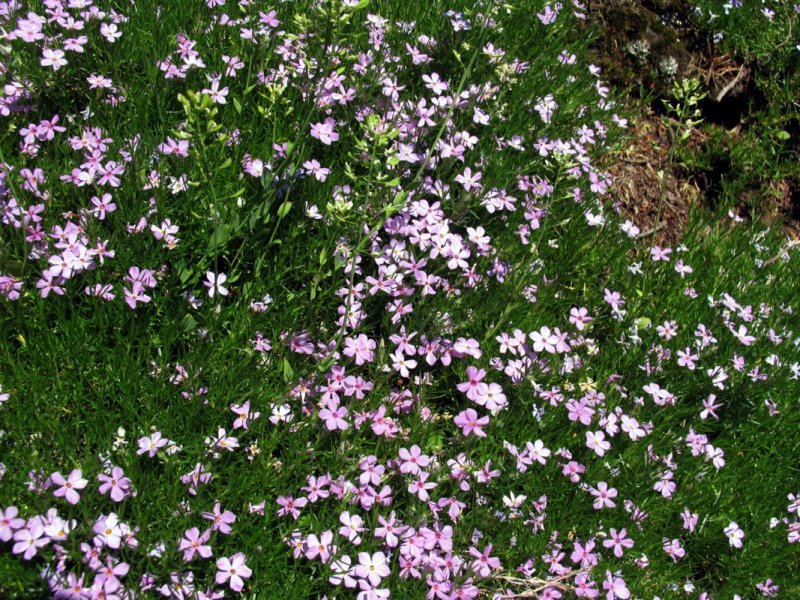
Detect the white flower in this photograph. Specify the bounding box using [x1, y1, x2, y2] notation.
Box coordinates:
[204, 272, 229, 298]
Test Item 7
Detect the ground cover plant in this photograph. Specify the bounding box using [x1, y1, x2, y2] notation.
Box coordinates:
[0, 0, 799, 598]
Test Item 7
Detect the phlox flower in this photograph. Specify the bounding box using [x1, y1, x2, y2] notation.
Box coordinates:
[571, 540, 599, 568]
[100, 23, 123, 43]
[310, 118, 339, 145]
[179, 527, 213, 561]
[204, 271, 229, 298]
[375, 511, 407, 548]
[330, 554, 358, 588]
[409, 471, 437, 501]
[12, 521, 49, 559]
[212, 428, 239, 451]
[526, 439, 552, 465]
[468, 544, 501, 578]
[476, 382, 508, 413]
[276, 495, 307, 520]
[455, 167, 482, 192]
[454, 408, 489, 437]
[339, 511, 365, 544]
[92, 513, 123, 549]
[705, 444, 726, 470]
[203, 502, 236, 534]
[724, 521, 745, 548]
[355, 551, 390, 587]
[653, 471, 676, 498]
[344, 334, 376, 365]
[590, 482, 617, 510]
[389, 350, 416, 377]
[602, 528, 634, 558]
[574, 572, 599, 598]
[215, 553, 251, 592]
[457, 366, 488, 401]
[398, 445, 431, 475]
[562, 460, 585, 483]
[51, 469, 88, 505]
[231, 400, 260, 430]
[320, 400, 350, 431]
[137, 431, 168, 457]
[602, 571, 630, 599]
[0, 506, 25, 542]
[662, 537, 685, 562]
[305, 530, 335, 563]
[302, 475, 331, 503]
[585, 430, 610, 457]
[97, 466, 132, 502]
[41, 48, 68, 70]
[681, 508, 699, 532]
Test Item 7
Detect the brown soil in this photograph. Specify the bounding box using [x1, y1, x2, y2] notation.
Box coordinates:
[587, 0, 800, 243]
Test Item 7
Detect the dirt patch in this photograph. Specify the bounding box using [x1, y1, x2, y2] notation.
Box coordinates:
[606, 110, 800, 244]
[587, 0, 799, 242]
[605, 109, 703, 246]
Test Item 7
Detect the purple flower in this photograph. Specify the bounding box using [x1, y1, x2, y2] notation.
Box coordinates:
[51, 469, 88, 505]
[215, 553, 251, 592]
[454, 408, 489, 437]
[97, 466, 132, 502]
[310, 118, 339, 145]
[0, 506, 25, 542]
[203, 502, 236, 534]
[137, 431, 168, 457]
[179, 527, 213, 561]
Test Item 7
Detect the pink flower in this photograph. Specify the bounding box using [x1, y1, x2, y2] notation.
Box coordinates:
[203, 502, 236, 534]
[0, 506, 25, 542]
[231, 400, 260, 430]
[179, 527, 213, 561]
[602, 571, 630, 599]
[304, 530, 334, 563]
[12, 522, 49, 559]
[456, 366, 488, 401]
[455, 167, 483, 192]
[215, 553, 251, 592]
[454, 408, 489, 437]
[97, 467, 132, 502]
[51, 469, 88, 505]
[585, 430, 610, 457]
[204, 271, 229, 298]
[398, 445, 430, 475]
[310, 118, 339, 145]
[571, 540, 599, 568]
[590, 482, 617, 510]
[320, 400, 350, 431]
[354, 551, 390, 587]
[724, 521, 745, 548]
[343, 334, 376, 365]
[137, 432, 168, 457]
[526, 439, 551, 465]
[602, 528, 634, 558]
[662, 537, 685, 562]
[276, 495, 307, 520]
[41, 48, 68, 70]
[468, 544, 501, 578]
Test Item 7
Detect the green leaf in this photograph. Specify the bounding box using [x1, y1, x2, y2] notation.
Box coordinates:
[207, 225, 230, 253]
[278, 201, 293, 219]
[282, 358, 294, 383]
[180, 314, 197, 333]
[776, 130, 791, 141]
[233, 97, 242, 114]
